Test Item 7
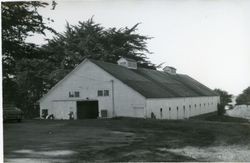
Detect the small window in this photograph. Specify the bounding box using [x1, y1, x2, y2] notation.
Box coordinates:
[42, 109, 48, 115]
[200, 104, 201, 107]
[169, 107, 171, 111]
[104, 90, 109, 96]
[119, 61, 126, 66]
[204, 103, 206, 106]
[101, 110, 108, 118]
[195, 104, 197, 108]
[189, 105, 191, 108]
[98, 90, 103, 96]
[160, 108, 163, 118]
[177, 106, 179, 110]
[183, 105, 185, 109]
[75, 91, 80, 97]
[69, 92, 74, 97]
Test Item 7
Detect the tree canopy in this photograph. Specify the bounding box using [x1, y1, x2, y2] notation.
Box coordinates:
[2, 1, 56, 117]
[39, 18, 156, 91]
[236, 87, 250, 105]
[214, 88, 232, 115]
[214, 89, 232, 106]
[2, 2, 155, 117]
[2, 1, 56, 79]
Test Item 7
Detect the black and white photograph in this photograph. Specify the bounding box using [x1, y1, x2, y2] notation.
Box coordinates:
[1, 0, 250, 162]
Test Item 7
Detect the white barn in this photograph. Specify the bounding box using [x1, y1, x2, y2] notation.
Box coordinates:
[39, 58, 220, 120]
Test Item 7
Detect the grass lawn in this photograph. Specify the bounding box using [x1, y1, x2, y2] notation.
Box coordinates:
[4, 114, 250, 162]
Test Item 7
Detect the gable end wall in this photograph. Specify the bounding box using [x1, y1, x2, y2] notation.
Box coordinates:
[39, 60, 146, 119]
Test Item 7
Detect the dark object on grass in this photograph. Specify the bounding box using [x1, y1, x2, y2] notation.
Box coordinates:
[68, 111, 74, 120]
[47, 114, 55, 120]
[151, 112, 156, 119]
[3, 104, 24, 122]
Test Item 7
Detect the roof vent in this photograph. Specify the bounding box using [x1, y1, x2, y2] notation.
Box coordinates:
[163, 66, 176, 74]
[117, 57, 137, 69]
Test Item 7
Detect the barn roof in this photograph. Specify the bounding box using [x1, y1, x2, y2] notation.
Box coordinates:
[90, 59, 218, 98]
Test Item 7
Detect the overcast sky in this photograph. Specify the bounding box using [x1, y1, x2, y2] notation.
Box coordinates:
[26, 0, 250, 95]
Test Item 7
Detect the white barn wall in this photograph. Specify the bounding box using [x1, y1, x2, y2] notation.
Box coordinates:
[40, 60, 146, 119]
[146, 96, 220, 119]
[40, 59, 220, 120]
[51, 101, 76, 119]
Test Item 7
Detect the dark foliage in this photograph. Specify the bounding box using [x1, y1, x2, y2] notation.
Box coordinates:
[2, 1, 56, 78]
[2, 2, 155, 118]
[217, 103, 225, 116]
[2, 1, 56, 117]
[214, 89, 232, 115]
[41, 19, 155, 87]
[236, 87, 250, 105]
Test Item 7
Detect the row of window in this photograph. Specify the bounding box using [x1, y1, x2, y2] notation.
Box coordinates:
[160, 102, 216, 112]
[69, 90, 110, 98]
[97, 90, 109, 96]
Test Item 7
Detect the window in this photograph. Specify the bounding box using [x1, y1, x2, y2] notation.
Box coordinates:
[183, 105, 185, 109]
[104, 90, 109, 96]
[98, 90, 109, 96]
[204, 103, 206, 106]
[101, 110, 108, 118]
[195, 104, 197, 108]
[75, 91, 80, 97]
[189, 105, 191, 108]
[176, 107, 179, 119]
[69, 91, 80, 98]
[169, 107, 171, 111]
[119, 61, 127, 66]
[98, 90, 103, 96]
[200, 104, 201, 107]
[69, 92, 74, 97]
[160, 108, 163, 118]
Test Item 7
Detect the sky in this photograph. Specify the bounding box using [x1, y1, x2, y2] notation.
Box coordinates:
[26, 0, 250, 96]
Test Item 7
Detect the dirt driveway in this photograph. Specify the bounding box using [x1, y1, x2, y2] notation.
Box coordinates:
[4, 117, 250, 162]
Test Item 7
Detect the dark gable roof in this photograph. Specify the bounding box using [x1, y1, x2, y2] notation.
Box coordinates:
[90, 59, 217, 98]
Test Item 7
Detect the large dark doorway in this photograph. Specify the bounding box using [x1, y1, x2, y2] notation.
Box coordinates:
[77, 101, 99, 119]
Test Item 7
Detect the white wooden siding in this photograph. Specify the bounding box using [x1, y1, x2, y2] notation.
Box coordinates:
[40, 59, 220, 120]
[51, 101, 76, 119]
[146, 96, 220, 119]
[40, 60, 146, 119]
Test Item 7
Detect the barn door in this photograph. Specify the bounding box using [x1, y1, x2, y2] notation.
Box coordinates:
[77, 101, 99, 119]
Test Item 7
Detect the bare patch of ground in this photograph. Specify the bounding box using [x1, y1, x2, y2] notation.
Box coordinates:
[13, 149, 77, 156]
[159, 145, 250, 162]
[4, 116, 250, 162]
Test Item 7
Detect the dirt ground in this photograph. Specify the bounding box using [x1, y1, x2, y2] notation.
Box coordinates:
[4, 114, 250, 162]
